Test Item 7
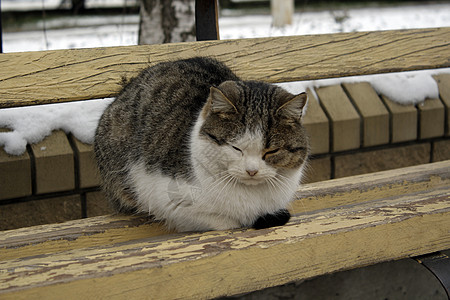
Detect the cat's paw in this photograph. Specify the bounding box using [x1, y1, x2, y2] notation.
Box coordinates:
[252, 209, 291, 229]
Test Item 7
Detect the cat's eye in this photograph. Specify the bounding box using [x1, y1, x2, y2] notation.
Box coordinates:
[231, 145, 243, 153]
[205, 133, 222, 145]
[263, 148, 280, 160]
[287, 146, 306, 153]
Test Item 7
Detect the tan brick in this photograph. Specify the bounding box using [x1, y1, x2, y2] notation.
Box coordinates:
[303, 156, 331, 184]
[433, 74, 450, 136]
[31, 131, 75, 194]
[316, 85, 360, 152]
[86, 191, 115, 217]
[343, 82, 389, 147]
[70, 136, 101, 188]
[381, 95, 417, 143]
[433, 139, 450, 162]
[334, 143, 430, 178]
[0, 145, 32, 201]
[302, 89, 329, 155]
[417, 98, 445, 139]
[0, 195, 81, 230]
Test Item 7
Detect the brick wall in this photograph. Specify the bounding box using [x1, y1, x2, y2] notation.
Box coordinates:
[1, 75, 449, 230]
[303, 75, 450, 183]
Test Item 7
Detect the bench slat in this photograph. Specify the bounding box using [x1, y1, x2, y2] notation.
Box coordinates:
[1, 161, 449, 261]
[0, 27, 449, 108]
[1, 162, 449, 298]
[1, 183, 449, 299]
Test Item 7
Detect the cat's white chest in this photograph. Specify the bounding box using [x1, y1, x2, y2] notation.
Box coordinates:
[129, 160, 300, 232]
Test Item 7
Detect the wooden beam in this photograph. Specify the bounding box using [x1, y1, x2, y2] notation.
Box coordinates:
[1, 161, 449, 261]
[1, 161, 449, 298]
[195, 0, 219, 41]
[0, 27, 448, 108]
[1, 183, 449, 298]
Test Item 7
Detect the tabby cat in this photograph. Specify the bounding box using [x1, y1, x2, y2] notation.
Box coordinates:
[94, 57, 309, 232]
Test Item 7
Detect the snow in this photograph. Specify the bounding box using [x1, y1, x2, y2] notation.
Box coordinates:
[0, 99, 114, 155]
[220, 4, 450, 39]
[278, 68, 450, 105]
[1, 0, 138, 11]
[1, 3, 450, 155]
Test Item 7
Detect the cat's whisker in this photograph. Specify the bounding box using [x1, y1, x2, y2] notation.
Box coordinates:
[265, 178, 279, 201]
[209, 173, 235, 202]
[210, 175, 238, 218]
[270, 176, 294, 201]
[201, 172, 234, 194]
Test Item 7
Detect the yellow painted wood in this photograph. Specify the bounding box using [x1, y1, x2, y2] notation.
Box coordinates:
[342, 82, 390, 147]
[1, 184, 449, 299]
[0, 28, 449, 108]
[417, 98, 445, 139]
[302, 88, 329, 154]
[1, 161, 448, 261]
[381, 95, 417, 143]
[0, 215, 170, 261]
[292, 159, 450, 212]
[433, 74, 450, 136]
[30, 130, 75, 194]
[316, 85, 360, 152]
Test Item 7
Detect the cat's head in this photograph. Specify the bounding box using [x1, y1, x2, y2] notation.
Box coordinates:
[194, 80, 309, 186]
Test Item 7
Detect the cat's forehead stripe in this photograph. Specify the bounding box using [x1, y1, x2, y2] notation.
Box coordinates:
[235, 129, 264, 151]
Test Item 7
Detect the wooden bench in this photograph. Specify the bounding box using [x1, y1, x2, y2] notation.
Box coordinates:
[1, 26, 450, 298]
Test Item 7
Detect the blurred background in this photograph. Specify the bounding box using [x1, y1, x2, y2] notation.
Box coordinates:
[1, 0, 450, 52]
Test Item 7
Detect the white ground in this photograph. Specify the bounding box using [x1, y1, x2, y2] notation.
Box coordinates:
[1, 3, 450, 155]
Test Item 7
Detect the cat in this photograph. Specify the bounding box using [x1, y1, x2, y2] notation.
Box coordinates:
[94, 57, 309, 232]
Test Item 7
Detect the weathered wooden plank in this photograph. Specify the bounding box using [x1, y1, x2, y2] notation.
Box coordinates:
[0, 215, 167, 261]
[1, 184, 449, 299]
[0, 28, 448, 108]
[1, 161, 448, 261]
[293, 159, 450, 213]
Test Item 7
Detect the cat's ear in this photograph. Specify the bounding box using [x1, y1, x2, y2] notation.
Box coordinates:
[276, 92, 307, 119]
[208, 86, 238, 114]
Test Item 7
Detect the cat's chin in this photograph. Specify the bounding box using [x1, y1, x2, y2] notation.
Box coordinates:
[237, 177, 266, 186]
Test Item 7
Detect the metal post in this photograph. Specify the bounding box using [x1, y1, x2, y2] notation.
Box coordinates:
[0, 0, 3, 53]
[195, 0, 219, 41]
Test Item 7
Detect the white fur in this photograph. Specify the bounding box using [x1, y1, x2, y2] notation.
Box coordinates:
[128, 116, 305, 232]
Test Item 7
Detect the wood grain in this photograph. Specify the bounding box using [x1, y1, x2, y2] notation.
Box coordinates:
[1, 161, 448, 263]
[0, 28, 449, 108]
[1, 183, 449, 299]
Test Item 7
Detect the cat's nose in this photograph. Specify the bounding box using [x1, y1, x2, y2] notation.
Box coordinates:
[246, 169, 258, 177]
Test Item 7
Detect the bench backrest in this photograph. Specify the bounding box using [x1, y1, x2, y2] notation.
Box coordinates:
[0, 27, 449, 108]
